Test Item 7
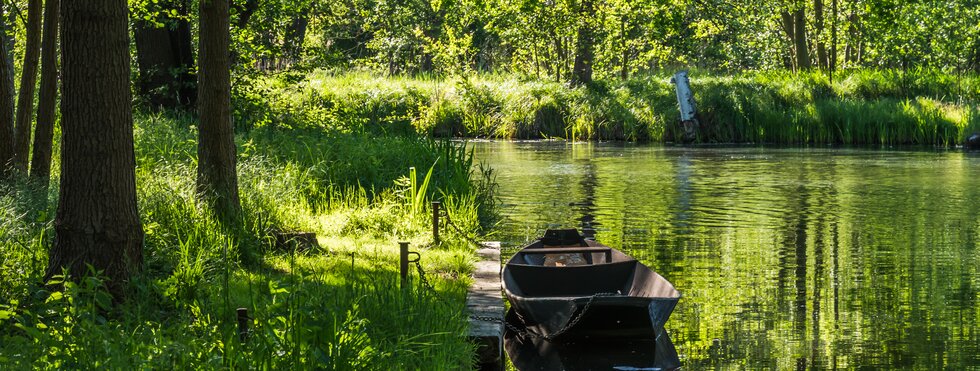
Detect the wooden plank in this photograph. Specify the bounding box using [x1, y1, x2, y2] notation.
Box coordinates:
[468, 241, 503, 370]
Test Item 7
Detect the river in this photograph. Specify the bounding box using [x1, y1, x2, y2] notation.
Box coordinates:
[471, 141, 980, 369]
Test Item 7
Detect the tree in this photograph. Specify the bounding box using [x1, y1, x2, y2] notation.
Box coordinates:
[47, 0, 145, 296]
[133, 0, 196, 110]
[29, 0, 58, 187]
[12, 0, 42, 172]
[283, 6, 312, 64]
[780, 2, 811, 71]
[232, 0, 258, 28]
[571, 0, 595, 85]
[0, 13, 13, 176]
[813, 0, 828, 69]
[198, 0, 241, 221]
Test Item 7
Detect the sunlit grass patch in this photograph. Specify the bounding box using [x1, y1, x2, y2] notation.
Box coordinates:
[1, 109, 492, 368]
[248, 68, 979, 145]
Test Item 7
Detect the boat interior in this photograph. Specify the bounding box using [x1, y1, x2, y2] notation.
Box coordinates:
[505, 229, 681, 300]
[505, 259, 681, 299]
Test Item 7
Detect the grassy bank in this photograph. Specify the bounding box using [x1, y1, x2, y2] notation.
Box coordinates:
[0, 112, 494, 368]
[240, 69, 980, 145]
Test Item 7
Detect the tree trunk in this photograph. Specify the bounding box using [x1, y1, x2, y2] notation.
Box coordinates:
[552, 32, 562, 82]
[284, 7, 311, 65]
[48, 0, 144, 297]
[830, 0, 838, 79]
[845, 11, 860, 65]
[29, 0, 58, 187]
[12, 0, 43, 172]
[620, 16, 628, 80]
[966, 22, 980, 72]
[814, 0, 828, 69]
[198, 0, 241, 222]
[232, 0, 258, 28]
[2, 9, 13, 73]
[0, 14, 14, 175]
[780, 10, 797, 70]
[134, 0, 196, 110]
[793, 7, 811, 70]
[571, 0, 594, 86]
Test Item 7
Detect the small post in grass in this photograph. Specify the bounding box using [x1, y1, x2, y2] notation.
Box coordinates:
[236, 308, 250, 342]
[432, 201, 441, 245]
[400, 241, 410, 288]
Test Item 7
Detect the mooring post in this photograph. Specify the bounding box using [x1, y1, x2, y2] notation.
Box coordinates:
[671, 70, 699, 143]
[399, 241, 410, 288]
[432, 201, 441, 245]
[236, 308, 250, 342]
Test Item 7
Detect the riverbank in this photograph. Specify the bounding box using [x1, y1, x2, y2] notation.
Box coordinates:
[242, 69, 980, 145]
[0, 112, 494, 368]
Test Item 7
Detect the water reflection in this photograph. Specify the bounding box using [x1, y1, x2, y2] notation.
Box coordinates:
[504, 310, 681, 371]
[473, 141, 980, 369]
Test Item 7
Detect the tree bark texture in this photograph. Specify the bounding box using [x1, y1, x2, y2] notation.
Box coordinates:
[1, 9, 14, 75]
[198, 0, 241, 221]
[0, 15, 14, 175]
[29, 0, 58, 186]
[12, 0, 42, 172]
[814, 0, 828, 69]
[571, 0, 594, 86]
[780, 10, 797, 69]
[48, 0, 144, 296]
[134, 0, 196, 110]
[793, 7, 811, 70]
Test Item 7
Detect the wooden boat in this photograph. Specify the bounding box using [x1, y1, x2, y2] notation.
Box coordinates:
[502, 229, 681, 340]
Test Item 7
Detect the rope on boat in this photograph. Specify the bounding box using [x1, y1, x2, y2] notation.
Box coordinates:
[510, 292, 618, 341]
[413, 252, 607, 341]
[418, 214, 620, 341]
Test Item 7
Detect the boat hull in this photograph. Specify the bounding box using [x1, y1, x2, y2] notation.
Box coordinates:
[506, 282, 679, 339]
[502, 229, 681, 340]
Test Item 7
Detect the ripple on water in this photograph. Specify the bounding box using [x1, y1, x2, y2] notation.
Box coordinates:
[473, 142, 980, 369]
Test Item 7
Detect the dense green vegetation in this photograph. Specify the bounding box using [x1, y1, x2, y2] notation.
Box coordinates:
[244, 69, 980, 144]
[0, 0, 978, 367]
[0, 113, 495, 368]
[221, 0, 980, 75]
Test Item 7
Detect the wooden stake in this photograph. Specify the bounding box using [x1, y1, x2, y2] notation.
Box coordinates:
[236, 308, 249, 342]
[432, 201, 441, 245]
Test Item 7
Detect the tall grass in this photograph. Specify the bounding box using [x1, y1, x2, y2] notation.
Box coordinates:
[243, 69, 980, 145]
[0, 111, 493, 368]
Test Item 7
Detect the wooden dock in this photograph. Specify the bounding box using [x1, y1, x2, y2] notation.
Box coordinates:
[468, 241, 504, 370]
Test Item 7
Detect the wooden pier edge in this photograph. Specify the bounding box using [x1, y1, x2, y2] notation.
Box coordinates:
[467, 241, 504, 370]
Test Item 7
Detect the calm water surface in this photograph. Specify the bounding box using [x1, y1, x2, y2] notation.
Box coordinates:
[471, 141, 980, 370]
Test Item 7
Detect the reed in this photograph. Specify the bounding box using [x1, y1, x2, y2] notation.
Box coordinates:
[246, 69, 979, 145]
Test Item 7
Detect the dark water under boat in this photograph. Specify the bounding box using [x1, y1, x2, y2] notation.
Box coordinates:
[471, 141, 980, 369]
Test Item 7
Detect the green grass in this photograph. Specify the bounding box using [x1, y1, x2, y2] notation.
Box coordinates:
[0, 111, 494, 369]
[241, 68, 980, 145]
